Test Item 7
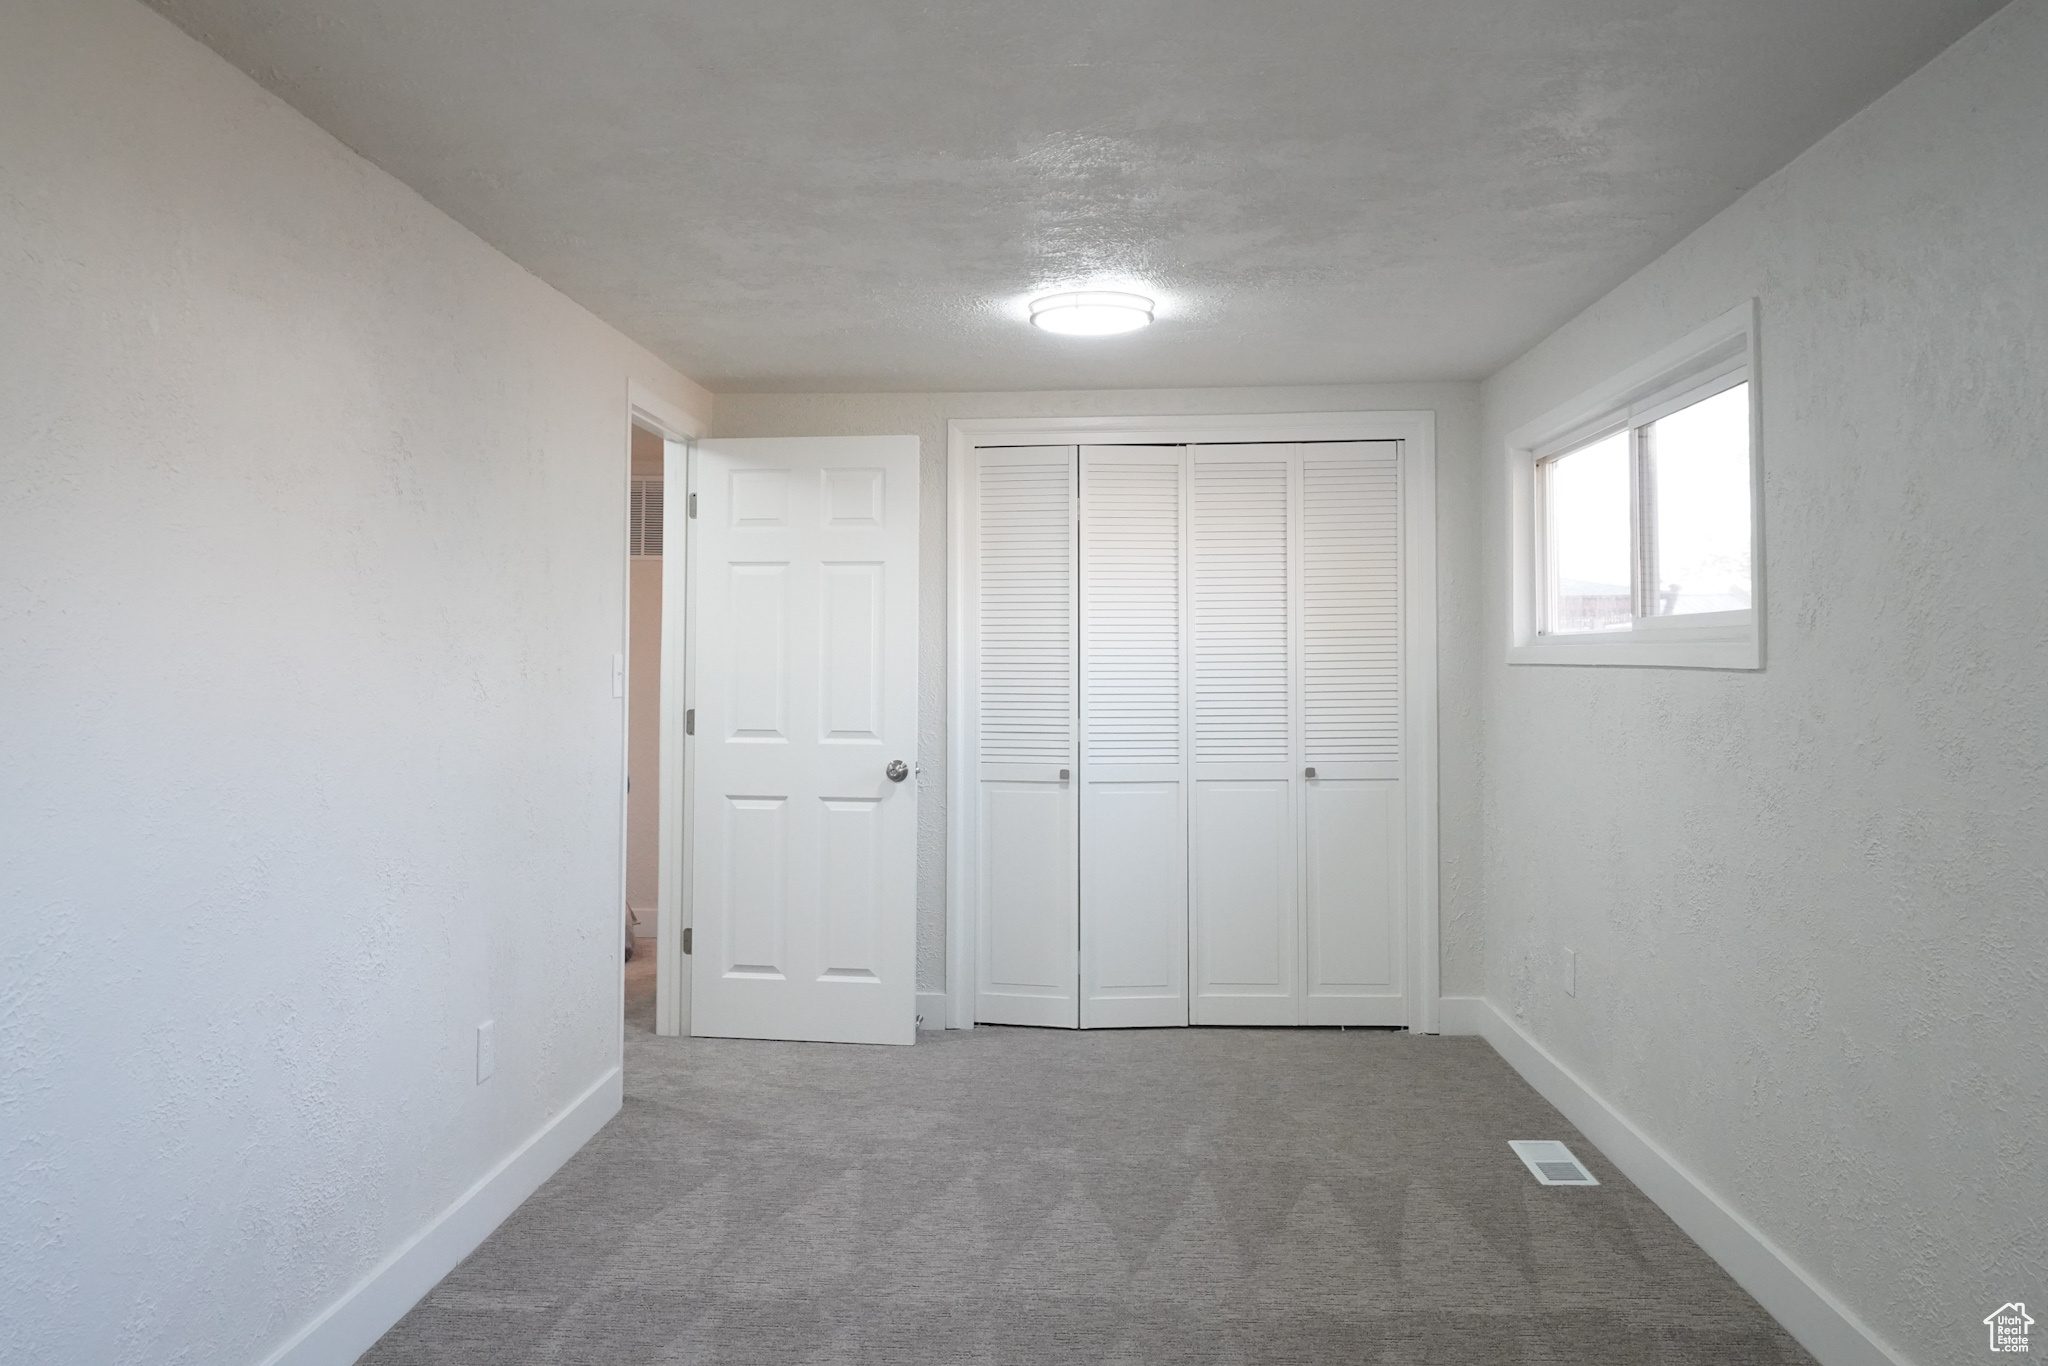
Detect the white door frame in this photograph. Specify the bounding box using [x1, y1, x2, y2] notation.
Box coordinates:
[625, 382, 702, 1039]
[946, 411, 1441, 1034]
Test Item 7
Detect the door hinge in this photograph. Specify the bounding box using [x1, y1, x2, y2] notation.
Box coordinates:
[685, 708, 695, 735]
[682, 926, 692, 955]
[688, 491, 697, 519]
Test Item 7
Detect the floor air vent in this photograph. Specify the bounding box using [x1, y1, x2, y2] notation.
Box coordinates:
[1510, 1140, 1599, 1186]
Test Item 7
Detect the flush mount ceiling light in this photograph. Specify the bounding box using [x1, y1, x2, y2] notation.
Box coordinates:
[1028, 290, 1155, 336]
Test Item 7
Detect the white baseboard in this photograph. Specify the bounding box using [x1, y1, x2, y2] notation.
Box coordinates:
[1442, 996, 1911, 1366]
[254, 1066, 623, 1366]
[915, 991, 950, 1031]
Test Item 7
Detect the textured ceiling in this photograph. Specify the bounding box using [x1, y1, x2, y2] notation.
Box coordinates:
[149, 0, 2003, 392]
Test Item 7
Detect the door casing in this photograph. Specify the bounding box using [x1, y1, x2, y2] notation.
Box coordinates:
[625, 382, 702, 1040]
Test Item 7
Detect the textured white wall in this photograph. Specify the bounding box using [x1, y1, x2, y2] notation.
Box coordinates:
[1477, 3, 2048, 1361]
[713, 384, 1484, 997]
[0, 2, 709, 1363]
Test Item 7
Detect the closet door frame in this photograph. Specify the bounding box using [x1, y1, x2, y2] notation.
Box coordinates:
[946, 412, 1439, 1033]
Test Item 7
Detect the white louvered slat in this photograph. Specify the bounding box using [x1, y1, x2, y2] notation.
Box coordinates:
[630, 476, 663, 557]
[979, 457, 1074, 763]
[1082, 456, 1181, 764]
[1077, 447, 1188, 1029]
[1193, 457, 1290, 763]
[1302, 443, 1401, 762]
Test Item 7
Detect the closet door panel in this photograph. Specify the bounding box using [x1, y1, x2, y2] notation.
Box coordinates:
[1303, 779, 1404, 1024]
[1080, 779, 1184, 1023]
[979, 777, 1079, 1027]
[1078, 447, 1187, 1028]
[1189, 446, 1299, 1023]
[1300, 442, 1406, 1026]
[1191, 777, 1297, 1023]
[1302, 443, 1401, 767]
[1191, 451, 1292, 764]
[973, 447, 1078, 1027]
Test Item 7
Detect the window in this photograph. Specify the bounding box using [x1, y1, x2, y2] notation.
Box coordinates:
[1509, 302, 1761, 669]
[1537, 379, 1752, 630]
[1542, 429, 1633, 633]
[1642, 383, 1751, 617]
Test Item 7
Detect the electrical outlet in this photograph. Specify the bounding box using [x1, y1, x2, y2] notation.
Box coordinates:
[476, 1020, 496, 1084]
[1563, 949, 1577, 998]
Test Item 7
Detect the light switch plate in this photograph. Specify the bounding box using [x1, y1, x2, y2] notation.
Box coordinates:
[1564, 948, 1577, 998]
[476, 1020, 496, 1083]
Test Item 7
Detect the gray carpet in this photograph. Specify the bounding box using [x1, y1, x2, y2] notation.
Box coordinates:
[361, 981, 1813, 1365]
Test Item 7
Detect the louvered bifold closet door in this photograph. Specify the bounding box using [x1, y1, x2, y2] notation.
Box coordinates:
[1189, 445, 1301, 1024]
[1188, 441, 1407, 1026]
[973, 447, 1080, 1027]
[1300, 441, 1405, 1025]
[1078, 446, 1189, 1028]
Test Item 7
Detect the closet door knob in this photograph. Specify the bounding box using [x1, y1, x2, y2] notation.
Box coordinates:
[1304, 766, 1317, 779]
[886, 759, 909, 782]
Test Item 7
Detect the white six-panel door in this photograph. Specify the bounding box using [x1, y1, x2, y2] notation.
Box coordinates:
[690, 436, 919, 1045]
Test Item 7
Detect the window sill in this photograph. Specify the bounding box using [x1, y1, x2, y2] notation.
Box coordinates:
[1508, 619, 1760, 670]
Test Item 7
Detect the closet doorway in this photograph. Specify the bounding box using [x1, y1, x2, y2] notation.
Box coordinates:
[946, 414, 1439, 1033]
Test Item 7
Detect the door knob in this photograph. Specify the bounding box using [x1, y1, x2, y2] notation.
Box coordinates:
[886, 759, 909, 783]
[1304, 766, 1317, 779]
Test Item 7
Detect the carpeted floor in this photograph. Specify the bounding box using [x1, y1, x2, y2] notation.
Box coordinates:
[360, 953, 1812, 1365]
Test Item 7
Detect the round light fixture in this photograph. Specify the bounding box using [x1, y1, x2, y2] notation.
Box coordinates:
[1028, 290, 1155, 336]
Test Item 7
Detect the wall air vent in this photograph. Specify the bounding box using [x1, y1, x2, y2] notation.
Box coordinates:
[630, 476, 663, 557]
[1510, 1140, 1600, 1186]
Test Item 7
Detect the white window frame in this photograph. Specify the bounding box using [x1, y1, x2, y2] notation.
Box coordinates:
[1506, 300, 1763, 670]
